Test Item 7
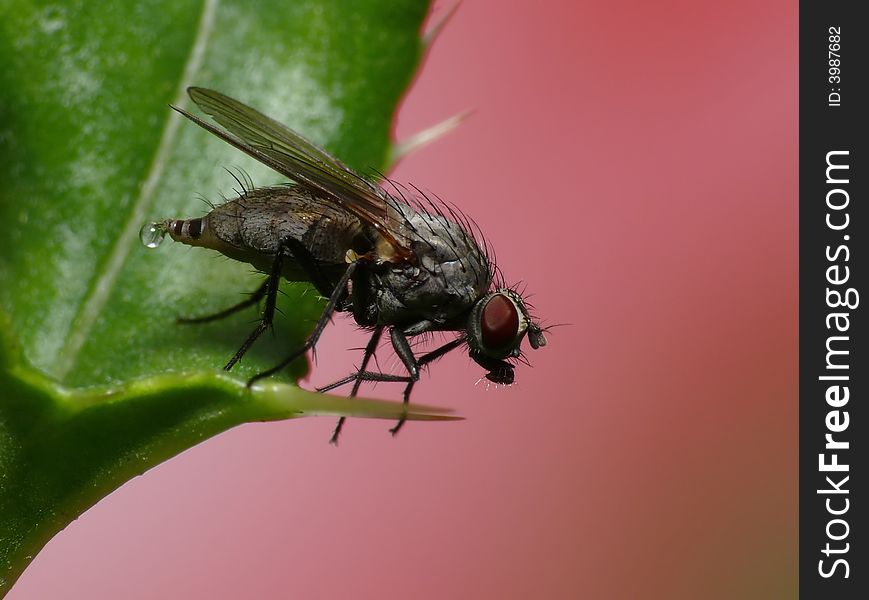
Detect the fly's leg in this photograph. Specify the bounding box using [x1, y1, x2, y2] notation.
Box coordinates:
[388, 331, 465, 436]
[223, 239, 293, 371]
[385, 327, 420, 435]
[318, 336, 465, 437]
[282, 238, 337, 300]
[328, 326, 384, 445]
[318, 337, 464, 391]
[318, 371, 414, 390]
[246, 260, 363, 387]
[177, 280, 269, 325]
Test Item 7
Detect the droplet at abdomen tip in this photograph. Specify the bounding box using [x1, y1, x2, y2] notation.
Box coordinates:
[139, 221, 168, 249]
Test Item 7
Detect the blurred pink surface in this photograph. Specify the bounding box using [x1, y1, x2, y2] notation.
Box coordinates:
[9, 1, 797, 598]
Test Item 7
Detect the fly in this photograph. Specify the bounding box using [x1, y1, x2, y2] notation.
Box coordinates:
[144, 87, 547, 442]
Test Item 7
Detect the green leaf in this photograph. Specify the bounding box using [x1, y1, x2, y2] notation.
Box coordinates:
[0, 0, 439, 591]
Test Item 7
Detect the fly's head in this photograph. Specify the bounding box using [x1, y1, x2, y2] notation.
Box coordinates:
[465, 288, 547, 384]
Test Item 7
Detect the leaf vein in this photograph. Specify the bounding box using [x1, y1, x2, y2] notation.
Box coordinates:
[54, 0, 221, 380]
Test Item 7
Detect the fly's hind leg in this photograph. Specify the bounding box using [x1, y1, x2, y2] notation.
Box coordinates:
[246, 259, 363, 387]
[177, 279, 269, 325]
[222, 237, 294, 371]
[224, 236, 352, 374]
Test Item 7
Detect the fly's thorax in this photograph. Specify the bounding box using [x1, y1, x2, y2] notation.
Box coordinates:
[407, 212, 491, 293]
[362, 210, 492, 327]
[370, 265, 474, 327]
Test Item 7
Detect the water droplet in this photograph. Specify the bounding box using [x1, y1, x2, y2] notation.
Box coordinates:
[139, 222, 166, 249]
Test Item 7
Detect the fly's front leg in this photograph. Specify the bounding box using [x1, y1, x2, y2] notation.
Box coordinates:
[335, 324, 456, 437]
[317, 328, 424, 436]
[388, 331, 474, 436]
[387, 327, 420, 435]
[316, 329, 465, 440]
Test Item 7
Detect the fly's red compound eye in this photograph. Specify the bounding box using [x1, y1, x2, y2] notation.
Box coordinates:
[481, 294, 519, 349]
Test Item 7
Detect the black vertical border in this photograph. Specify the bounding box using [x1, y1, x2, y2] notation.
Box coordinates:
[800, 2, 866, 598]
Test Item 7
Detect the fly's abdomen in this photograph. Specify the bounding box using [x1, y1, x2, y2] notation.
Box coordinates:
[145, 186, 366, 279]
[165, 216, 204, 243]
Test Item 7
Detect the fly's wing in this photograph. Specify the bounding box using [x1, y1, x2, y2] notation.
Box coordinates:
[172, 87, 414, 262]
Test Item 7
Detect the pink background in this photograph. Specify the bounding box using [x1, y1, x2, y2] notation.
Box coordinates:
[10, 1, 797, 598]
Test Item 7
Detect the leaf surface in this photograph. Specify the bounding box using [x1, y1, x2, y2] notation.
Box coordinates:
[0, 0, 435, 590]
